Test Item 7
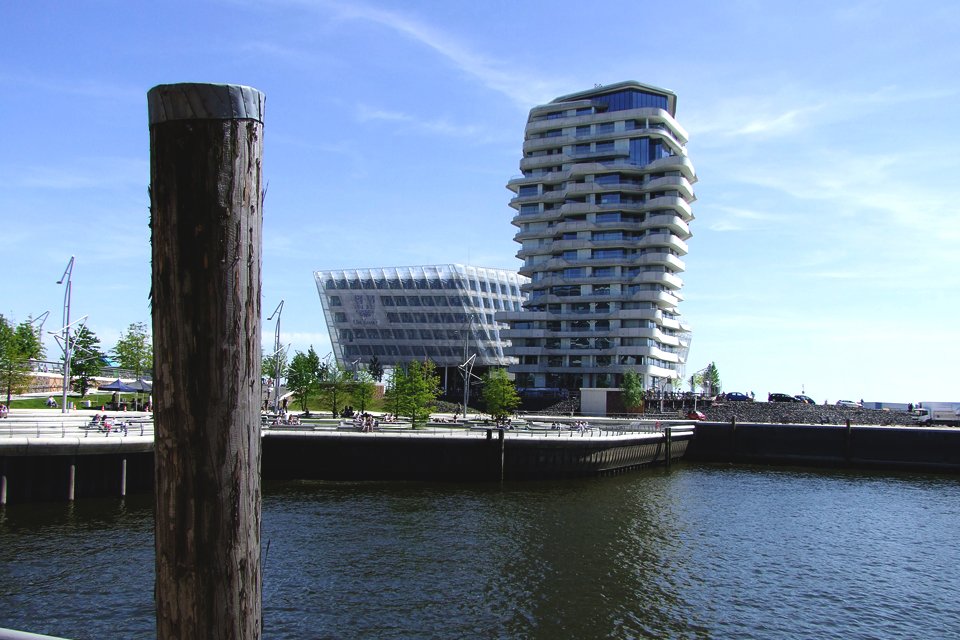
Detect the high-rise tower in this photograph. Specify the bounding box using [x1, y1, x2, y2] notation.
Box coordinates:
[498, 81, 696, 392]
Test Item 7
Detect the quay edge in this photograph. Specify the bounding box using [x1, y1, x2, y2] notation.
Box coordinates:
[685, 421, 960, 472]
[0, 424, 693, 503]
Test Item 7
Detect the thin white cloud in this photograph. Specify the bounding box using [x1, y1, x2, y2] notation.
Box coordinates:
[703, 204, 784, 232]
[0, 72, 143, 103]
[238, 41, 341, 69]
[355, 103, 489, 139]
[1, 157, 148, 190]
[689, 85, 958, 143]
[253, 0, 561, 108]
[734, 106, 821, 137]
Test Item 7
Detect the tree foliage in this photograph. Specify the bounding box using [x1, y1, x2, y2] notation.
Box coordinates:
[481, 368, 520, 423]
[318, 363, 353, 418]
[621, 370, 645, 412]
[352, 370, 376, 413]
[262, 348, 287, 385]
[286, 347, 322, 413]
[71, 325, 105, 396]
[690, 362, 722, 396]
[14, 318, 45, 361]
[368, 355, 384, 382]
[384, 360, 440, 428]
[112, 322, 153, 378]
[0, 315, 37, 404]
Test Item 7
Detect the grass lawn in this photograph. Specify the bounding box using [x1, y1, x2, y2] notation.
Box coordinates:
[7, 393, 124, 410]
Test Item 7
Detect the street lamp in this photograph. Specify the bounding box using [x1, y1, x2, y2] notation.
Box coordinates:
[267, 300, 283, 413]
[458, 354, 480, 421]
[56, 257, 75, 413]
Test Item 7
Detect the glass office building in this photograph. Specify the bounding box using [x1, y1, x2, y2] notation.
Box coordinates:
[314, 265, 527, 388]
[498, 81, 696, 392]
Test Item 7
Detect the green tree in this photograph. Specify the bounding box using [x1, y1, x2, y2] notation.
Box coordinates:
[691, 362, 722, 396]
[0, 315, 35, 405]
[14, 318, 45, 360]
[262, 349, 287, 387]
[319, 363, 353, 418]
[621, 370, 645, 413]
[383, 366, 406, 418]
[703, 362, 722, 396]
[351, 370, 376, 413]
[368, 355, 384, 382]
[112, 322, 153, 378]
[386, 360, 440, 428]
[481, 368, 521, 423]
[286, 348, 321, 414]
[71, 325, 105, 397]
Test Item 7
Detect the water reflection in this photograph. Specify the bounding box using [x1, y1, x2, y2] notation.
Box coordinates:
[1, 466, 959, 639]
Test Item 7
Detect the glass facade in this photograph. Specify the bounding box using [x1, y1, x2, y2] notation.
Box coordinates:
[500, 81, 696, 391]
[314, 264, 527, 369]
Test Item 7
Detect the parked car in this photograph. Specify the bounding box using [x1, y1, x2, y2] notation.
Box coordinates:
[724, 392, 753, 402]
[836, 400, 860, 408]
[794, 395, 816, 405]
[768, 393, 798, 403]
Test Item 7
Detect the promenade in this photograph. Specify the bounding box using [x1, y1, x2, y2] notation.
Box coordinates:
[0, 409, 693, 503]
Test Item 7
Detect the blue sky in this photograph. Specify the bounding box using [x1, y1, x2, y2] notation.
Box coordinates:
[2, 0, 958, 404]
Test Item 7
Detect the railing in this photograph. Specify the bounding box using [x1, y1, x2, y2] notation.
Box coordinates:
[263, 424, 669, 439]
[0, 420, 154, 439]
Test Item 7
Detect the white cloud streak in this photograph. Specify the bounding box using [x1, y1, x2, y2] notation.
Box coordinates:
[251, 0, 562, 108]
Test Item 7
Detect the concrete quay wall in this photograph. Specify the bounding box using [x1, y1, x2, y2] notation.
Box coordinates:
[261, 429, 690, 482]
[686, 421, 960, 472]
[0, 428, 691, 503]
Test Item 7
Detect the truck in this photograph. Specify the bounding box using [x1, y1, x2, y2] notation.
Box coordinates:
[911, 404, 960, 425]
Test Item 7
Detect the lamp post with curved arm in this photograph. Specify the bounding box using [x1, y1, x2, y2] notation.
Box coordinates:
[267, 300, 284, 413]
[57, 257, 75, 413]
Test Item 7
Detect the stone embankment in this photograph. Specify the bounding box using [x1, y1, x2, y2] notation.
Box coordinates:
[702, 401, 917, 426]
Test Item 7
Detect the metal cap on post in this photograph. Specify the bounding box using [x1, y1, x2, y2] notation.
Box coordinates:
[148, 83, 265, 126]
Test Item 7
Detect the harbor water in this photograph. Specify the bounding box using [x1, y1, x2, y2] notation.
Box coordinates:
[1, 464, 959, 639]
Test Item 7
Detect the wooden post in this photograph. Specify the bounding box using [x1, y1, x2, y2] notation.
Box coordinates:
[664, 425, 672, 467]
[68, 458, 76, 501]
[149, 83, 264, 639]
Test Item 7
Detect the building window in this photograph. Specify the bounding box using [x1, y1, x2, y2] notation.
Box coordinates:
[551, 285, 581, 297]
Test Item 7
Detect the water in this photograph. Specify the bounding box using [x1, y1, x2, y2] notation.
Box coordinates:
[2, 465, 959, 639]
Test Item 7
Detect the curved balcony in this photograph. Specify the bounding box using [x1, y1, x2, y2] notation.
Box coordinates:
[644, 176, 695, 202]
[644, 195, 692, 218]
[614, 307, 662, 322]
[624, 289, 679, 308]
[512, 228, 555, 242]
[511, 208, 564, 225]
[631, 271, 683, 290]
[523, 135, 576, 153]
[654, 329, 681, 347]
[616, 327, 657, 339]
[635, 232, 688, 255]
[519, 154, 571, 172]
[642, 213, 691, 238]
[633, 251, 685, 271]
[647, 154, 696, 181]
